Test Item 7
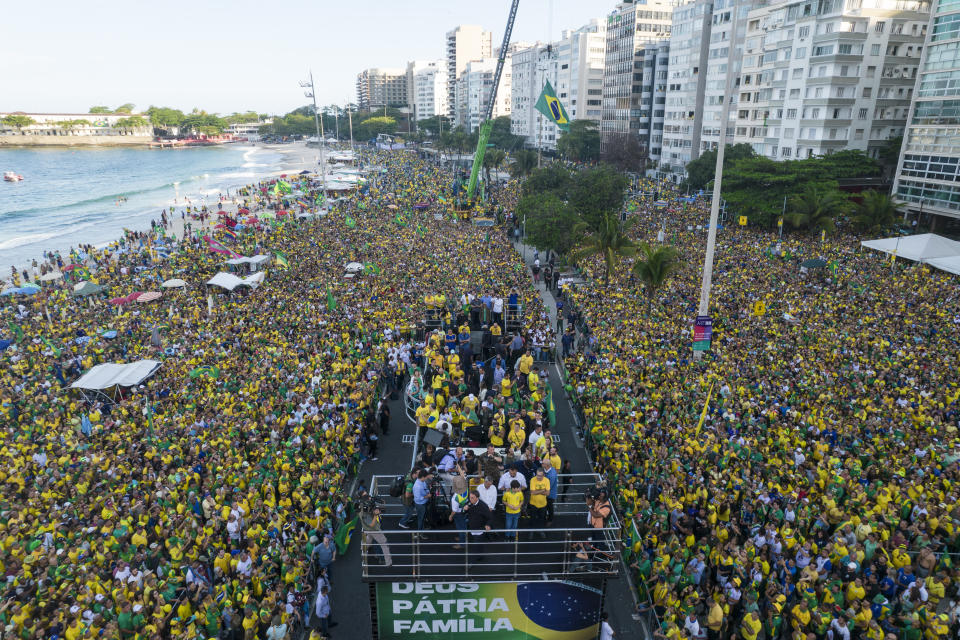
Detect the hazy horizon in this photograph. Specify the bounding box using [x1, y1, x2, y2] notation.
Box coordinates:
[1, 0, 603, 117]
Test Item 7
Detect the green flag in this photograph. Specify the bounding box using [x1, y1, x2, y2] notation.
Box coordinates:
[535, 80, 571, 131]
[334, 515, 358, 555]
[363, 262, 380, 275]
[41, 336, 61, 356]
[545, 384, 556, 428]
[275, 252, 289, 269]
[395, 214, 408, 227]
[326, 287, 336, 311]
[7, 322, 23, 343]
[345, 216, 356, 229]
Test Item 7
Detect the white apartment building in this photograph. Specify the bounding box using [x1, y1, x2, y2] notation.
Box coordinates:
[700, 0, 754, 156]
[662, 0, 713, 176]
[601, 0, 673, 147]
[737, 0, 928, 162]
[558, 19, 608, 123]
[406, 60, 449, 121]
[446, 25, 493, 121]
[894, 0, 960, 220]
[637, 40, 671, 164]
[455, 57, 513, 132]
[511, 20, 607, 150]
[511, 43, 560, 148]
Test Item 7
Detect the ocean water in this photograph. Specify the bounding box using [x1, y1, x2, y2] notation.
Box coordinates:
[0, 145, 288, 268]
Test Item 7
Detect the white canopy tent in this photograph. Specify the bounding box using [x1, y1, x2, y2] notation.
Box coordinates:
[70, 359, 162, 404]
[206, 271, 265, 292]
[160, 278, 187, 289]
[926, 255, 960, 275]
[861, 233, 960, 263]
[225, 255, 270, 272]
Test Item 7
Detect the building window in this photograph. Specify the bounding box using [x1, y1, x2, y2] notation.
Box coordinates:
[854, 129, 864, 139]
[871, 44, 881, 56]
[858, 107, 868, 119]
[874, 21, 885, 33]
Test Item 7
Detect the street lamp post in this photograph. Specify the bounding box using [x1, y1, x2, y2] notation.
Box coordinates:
[300, 71, 327, 206]
[694, 0, 743, 359]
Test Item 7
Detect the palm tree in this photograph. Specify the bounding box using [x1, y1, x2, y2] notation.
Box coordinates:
[786, 186, 846, 234]
[510, 149, 538, 177]
[853, 190, 902, 233]
[484, 148, 506, 185]
[632, 243, 681, 310]
[568, 212, 637, 284]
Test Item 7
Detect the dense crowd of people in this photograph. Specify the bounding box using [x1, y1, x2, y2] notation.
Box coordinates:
[0, 151, 549, 639]
[562, 180, 960, 639]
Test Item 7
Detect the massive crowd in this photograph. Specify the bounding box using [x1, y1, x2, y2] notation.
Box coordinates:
[563, 181, 960, 639]
[0, 151, 548, 640]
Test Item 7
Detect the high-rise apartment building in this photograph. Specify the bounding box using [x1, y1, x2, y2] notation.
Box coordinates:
[737, 0, 928, 162]
[636, 40, 671, 164]
[662, 0, 713, 176]
[511, 20, 608, 150]
[406, 60, 449, 121]
[355, 68, 408, 111]
[511, 43, 560, 147]
[446, 25, 493, 121]
[601, 0, 673, 149]
[894, 0, 960, 220]
[558, 19, 609, 123]
[454, 57, 513, 132]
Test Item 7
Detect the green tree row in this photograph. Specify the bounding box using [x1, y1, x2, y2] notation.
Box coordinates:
[684, 144, 901, 233]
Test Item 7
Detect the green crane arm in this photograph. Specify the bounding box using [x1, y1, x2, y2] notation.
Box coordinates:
[466, 0, 519, 202]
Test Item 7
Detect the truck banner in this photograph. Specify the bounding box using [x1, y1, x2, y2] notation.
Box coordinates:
[375, 580, 602, 639]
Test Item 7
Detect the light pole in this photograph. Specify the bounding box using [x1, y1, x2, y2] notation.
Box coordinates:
[694, 0, 743, 359]
[300, 71, 327, 204]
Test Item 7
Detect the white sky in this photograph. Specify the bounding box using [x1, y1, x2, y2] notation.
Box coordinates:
[1, 0, 605, 116]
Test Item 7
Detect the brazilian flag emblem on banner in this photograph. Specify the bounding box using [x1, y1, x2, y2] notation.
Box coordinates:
[535, 80, 570, 131]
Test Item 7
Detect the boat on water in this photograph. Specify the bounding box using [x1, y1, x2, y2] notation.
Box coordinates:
[3, 171, 23, 182]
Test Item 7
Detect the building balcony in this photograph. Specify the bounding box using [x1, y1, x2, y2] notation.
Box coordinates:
[806, 76, 859, 85]
[810, 53, 865, 63]
[801, 97, 857, 106]
[812, 31, 867, 42]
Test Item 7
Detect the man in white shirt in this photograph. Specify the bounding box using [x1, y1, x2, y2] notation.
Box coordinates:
[498, 467, 528, 491]
[477, 477, 498, 513]
[599, 612, 615, 640]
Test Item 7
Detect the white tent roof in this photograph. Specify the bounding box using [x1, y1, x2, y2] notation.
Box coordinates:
[925, 255, 960, 275]
[861, 233, 960, 263]
[206, 271, 265, 292]
[71, 360, 161, 391]
[345, 262, 363, 273]
[161, 278, 187, 288]
[225, 254, 270, 266]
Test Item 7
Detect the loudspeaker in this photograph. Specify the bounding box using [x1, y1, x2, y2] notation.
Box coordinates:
[422, 428, 444, 448]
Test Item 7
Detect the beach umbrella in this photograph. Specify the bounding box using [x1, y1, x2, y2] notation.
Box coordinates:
[71, 282, 106, 297]
[299, 170, 311, 175]
[801, 258, 827, 269]
[238, 208, 250, 214]
[387, 204, 398, 210]
[39, 272, 63, 282]
[101, 330, 118, 339]
[108, 297, 127, 305]
[0, 289, 17, 297]
[136, 292, 162, 304]
[62, 263, 84, 272]
[160, 278, 187, 289]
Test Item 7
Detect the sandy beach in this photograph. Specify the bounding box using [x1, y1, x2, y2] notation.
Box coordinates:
[3, 140, 332, 283]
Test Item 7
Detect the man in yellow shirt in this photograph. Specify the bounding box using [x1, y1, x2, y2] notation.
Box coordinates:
[528, 468, 550, 539]
[740, 611, 762, 640]
[502, 481, 524, 540]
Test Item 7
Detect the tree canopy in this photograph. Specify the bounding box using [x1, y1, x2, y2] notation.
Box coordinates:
[568, 164, 629, 232]
[113, 116, 149, 130]
[2, 115, 35, 131]
[88, 106, 113, 114]
[146, 107, 185, 129]
[601, 133, 646, 171]
[557, 120, 601, 163]
[687, 146, 882, 228]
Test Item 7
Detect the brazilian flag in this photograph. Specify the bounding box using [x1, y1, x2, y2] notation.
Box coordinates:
[334, 515, 358, 555]
[535, 80, 570, 131]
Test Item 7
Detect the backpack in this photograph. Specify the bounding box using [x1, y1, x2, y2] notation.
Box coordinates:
[389, 475, 405, 498]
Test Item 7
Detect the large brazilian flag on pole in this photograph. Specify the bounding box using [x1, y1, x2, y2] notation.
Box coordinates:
[535, 80, 571, 131]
